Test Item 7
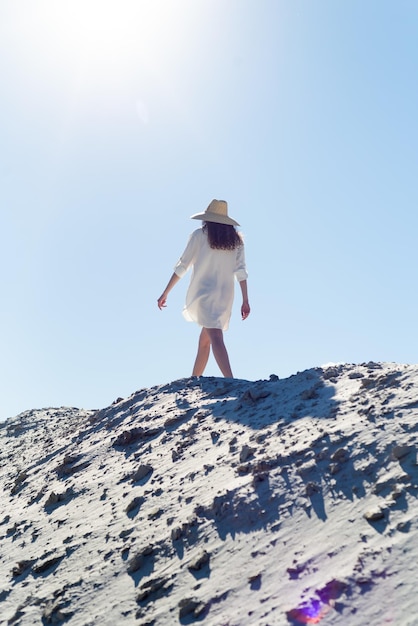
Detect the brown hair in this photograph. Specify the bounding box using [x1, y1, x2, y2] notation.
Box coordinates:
[203, 221, 243, 250]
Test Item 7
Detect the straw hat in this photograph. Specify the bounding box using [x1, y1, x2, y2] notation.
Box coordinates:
[190, 199, 240, 226]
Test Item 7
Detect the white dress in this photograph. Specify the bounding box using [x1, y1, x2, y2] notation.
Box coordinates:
[173, 228, 248, 331]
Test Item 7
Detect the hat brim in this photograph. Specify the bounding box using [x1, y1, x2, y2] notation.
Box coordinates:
[190, 211, 240, 226]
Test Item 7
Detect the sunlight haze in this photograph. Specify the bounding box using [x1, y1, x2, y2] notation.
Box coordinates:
[1, 0, 418, 421]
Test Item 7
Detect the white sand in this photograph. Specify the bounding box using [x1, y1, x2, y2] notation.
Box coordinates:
[1, 362, 418, 625]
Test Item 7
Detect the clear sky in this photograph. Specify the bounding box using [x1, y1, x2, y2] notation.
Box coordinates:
[1, 0, 418, 421]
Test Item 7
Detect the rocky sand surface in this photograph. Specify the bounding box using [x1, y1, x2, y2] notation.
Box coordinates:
[1, 362, 418, 625]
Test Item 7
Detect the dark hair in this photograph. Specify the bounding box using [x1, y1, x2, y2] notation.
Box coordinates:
[203, 221, 243, 250]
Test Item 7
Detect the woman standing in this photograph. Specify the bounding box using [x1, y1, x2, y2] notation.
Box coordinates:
[157, 200, 250, 378]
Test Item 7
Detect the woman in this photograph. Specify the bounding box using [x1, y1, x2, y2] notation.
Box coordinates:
[157, 199, 250, 378]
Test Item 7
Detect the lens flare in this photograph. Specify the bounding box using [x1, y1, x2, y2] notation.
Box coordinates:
[287, 599, 330, 624]
[286, 579, 346, 624]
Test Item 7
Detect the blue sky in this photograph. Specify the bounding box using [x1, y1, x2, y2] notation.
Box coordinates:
[1, 0, 418, 421]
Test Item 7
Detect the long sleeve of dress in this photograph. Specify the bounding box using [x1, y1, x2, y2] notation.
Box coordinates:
[234, 243, 248, 282]
[173, 230, 200, 278]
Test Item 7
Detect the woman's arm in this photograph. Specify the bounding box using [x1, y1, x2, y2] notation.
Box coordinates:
[239, 279, 250, 320]
[158, 230, 199, 310]
[157, 272, 181, 310]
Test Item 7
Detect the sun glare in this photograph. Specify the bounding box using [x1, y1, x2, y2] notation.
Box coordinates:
[21, 0, 194, 99]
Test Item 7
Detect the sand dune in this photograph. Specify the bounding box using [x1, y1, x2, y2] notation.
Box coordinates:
[1, 362, 418, 625]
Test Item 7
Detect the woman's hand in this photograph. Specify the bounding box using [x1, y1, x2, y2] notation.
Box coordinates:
[157, 273, 181, 310]
[157, 293, 168, 309]
[241, 301, 250, 320]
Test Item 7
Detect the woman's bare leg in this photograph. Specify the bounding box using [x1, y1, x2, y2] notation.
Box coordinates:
[192, 328, 211, 376]
[206, 328, 233, 378]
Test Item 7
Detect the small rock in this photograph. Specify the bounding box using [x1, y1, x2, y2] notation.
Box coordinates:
[171, 526, 182, 541]
[240, 444, 256, 463]
[305, 482, 321, 496]
[125, 496, 144, 515]
[42, 600, 73, 624]
[131, 464, 153, 482]
[248, 572, 262, 590]
[397, 521, 411, 533]
[348, 371, 364, 379]
[127, 553, 145, 574]
[33, 555, 63, 575]
[316, 447, 329, 460]
[113, 427, 162, 448]
[127, 546, 154, 574]
[388, 485, 404, 502]
[210, 431, 220, 443]
[188, 550, 210, 572]
[11, 470, 29, 494]
[329, 463, 341, 475]
[241, 387, 271, 402]
[178, 598, 206, 619]
[45, 492, 60, 507]
[364, 506, 386, 522]
[301, 387, 319, 401]
[252, 472, 268, 486]
[12, 560, 34, 578]
[331, 448, 349, 463]
[44, 488, 73, 509]
[148, 508, 163, 521]
[287, 563, 306, 579]
[62, 454, 78, 465]
[391, 445, 414, 460]
[136, 576, 171, 603]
